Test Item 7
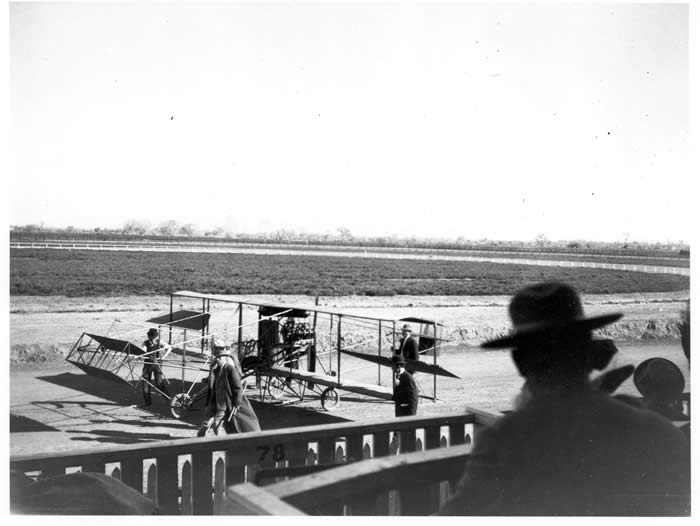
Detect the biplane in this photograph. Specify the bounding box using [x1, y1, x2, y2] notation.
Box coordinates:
[66, 291, 459, 419]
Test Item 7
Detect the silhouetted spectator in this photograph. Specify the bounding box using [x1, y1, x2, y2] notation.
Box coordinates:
[11, 472, 158, 514]
[680, 301, 690, 362]
[679, 301, 690, 436]
[633, 357, 688, 421]
[516, 360, 636, 410]
[439, 282, 690, 516]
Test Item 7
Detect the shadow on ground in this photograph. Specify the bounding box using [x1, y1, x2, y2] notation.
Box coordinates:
[10, 414, 58, 433]
[34, 370, 351, 445]
[37, 372, 137, 406]
[66, 428, 178, 444]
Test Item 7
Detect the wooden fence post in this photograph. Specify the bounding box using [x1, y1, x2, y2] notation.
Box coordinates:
[399, 430, 417, 453]
[192, 451, 213, 515]
[146, 463, 158, 507]
[448, 424, 465, 446]
[372, 432, 390, 458]
[424, 426, 441, 450]
[318, 438, 336, 465]
[213, 457, 226, 514]
[346, 435, 364, 464]
[156, 454, 179, 514]
[181, 461, 192, 514]
[120, 458, 143, 493]
[226, 448, 246, 488]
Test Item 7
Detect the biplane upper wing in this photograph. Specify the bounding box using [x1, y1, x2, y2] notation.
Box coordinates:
[397, 316, 445, 327]
[339, 349, 460, 379]
[85, 334, 145, 355]
[147, 310, 211, 331]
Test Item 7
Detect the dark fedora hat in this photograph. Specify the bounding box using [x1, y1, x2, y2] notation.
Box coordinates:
[391, 354, 406, 366]
[633, 357, 685, 400]
[481, 282, 622, 349]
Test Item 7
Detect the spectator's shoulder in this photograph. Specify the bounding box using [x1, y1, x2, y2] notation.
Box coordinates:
[603, 392, 689, 440]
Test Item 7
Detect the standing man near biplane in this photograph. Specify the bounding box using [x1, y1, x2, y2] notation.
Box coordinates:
[198, 346, 260, 436]
[391, 355, 418, 417]
[396, 324, 419, 373]
[141, 328, 169, 406]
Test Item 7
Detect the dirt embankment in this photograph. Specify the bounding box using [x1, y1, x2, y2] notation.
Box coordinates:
[10, 291, 689, 364]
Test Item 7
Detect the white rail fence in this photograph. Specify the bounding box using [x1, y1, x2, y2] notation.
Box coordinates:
[9, 242, 690, 276]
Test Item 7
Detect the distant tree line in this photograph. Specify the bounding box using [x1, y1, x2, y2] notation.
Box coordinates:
[9, 221, 689, 258]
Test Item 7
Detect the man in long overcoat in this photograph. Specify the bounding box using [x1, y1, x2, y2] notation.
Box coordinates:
[198, 347, 261, 436]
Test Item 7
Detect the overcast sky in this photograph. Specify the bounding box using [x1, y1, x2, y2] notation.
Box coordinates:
[8, 1, 692, 242]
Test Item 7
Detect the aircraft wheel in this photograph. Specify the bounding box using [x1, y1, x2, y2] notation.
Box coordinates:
[321, 387, 340, 411]
[266, 376, 287, 399]
[170, 393, 192, 419]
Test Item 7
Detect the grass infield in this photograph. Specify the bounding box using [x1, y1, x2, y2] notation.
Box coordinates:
[10, 249, 689, 297]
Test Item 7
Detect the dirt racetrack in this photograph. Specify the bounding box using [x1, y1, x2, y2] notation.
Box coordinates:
[10, 292, 690, 457]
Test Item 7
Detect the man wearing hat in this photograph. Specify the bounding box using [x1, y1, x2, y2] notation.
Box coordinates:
[141, 328, 169, 406]
[391, 354, 418, 417]
[634, 357, 688, 421]
[396, 324, 419, 373]
[198, 346, 260, 436]
[439, 282, 690, 516]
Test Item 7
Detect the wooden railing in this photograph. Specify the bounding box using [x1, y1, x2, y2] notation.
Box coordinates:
[220, 400, 693, 516]
[10, 408, 499, 515]
[223, 443, 472, 515]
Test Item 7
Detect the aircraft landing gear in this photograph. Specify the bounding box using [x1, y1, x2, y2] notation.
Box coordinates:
[170, 393, 193, 419]
[321, 387, 340, 410]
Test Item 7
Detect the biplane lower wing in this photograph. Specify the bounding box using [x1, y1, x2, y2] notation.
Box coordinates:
[66, 333, 144, 387]
[339, 349, 460, 379]
[267, 366, 394, 400]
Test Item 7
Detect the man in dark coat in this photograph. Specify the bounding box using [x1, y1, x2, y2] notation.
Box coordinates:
[391, 355, 418, 417]
[141, 328, 169, 406]
[198, 347, 261, 436]
[439, 282, 690, 516]
[396, 324, 419, 373]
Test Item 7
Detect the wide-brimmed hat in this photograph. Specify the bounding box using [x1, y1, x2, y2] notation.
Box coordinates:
[401, 324, 412, 332]
[212, 347, 232, 357]
[147, 328, 158, 338]
[634, 357, 685, 400]
[481, 282, 622, 349]
[391, 354, 406, 366]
